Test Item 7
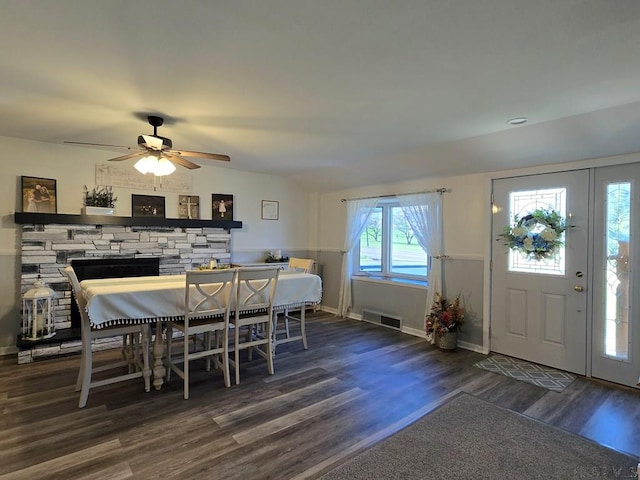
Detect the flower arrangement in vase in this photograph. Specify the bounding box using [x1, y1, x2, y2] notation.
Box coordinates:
[82, 185, 117, 215]
[426, 292, 465, 349]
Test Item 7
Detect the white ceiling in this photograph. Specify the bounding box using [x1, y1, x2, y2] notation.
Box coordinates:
[1, 0, 640, 192]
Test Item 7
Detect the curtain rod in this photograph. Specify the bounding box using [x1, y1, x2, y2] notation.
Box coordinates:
[340, 188, 448, 202]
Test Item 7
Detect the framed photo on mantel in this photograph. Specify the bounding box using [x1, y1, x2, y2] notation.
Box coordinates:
[212, 194, 233, 221]
[22, 176, 57, 213]
[132, 194, 166, 218]
[179, 195, 200, 219]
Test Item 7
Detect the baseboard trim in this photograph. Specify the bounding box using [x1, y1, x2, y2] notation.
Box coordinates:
[343, 311, 483, 353]
[457, 340, 487, 353]
[398, 326, 485, 353]
[402, 325, 426, 338]
[319, 305, 338, 315]
[0, 345, 18, 356]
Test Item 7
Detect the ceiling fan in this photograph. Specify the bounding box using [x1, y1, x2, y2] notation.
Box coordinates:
[65, 115, 230, 175]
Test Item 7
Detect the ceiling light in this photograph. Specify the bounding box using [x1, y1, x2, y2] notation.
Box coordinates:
[156, 158, 176, 176]
[134, 154, 176, 176]
[134, 155, 157, 175]
[507, 117, 528, 125]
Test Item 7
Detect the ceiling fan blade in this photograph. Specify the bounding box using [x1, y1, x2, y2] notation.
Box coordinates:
[164, 153, 201, 170]
[64, 141, 133, 149]
[108, 152, 145, 162]
[66, 116, 229, 167]
[171, 150, 231, 162]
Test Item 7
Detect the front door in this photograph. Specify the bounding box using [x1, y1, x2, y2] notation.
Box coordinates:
[490, 170, 589, 375]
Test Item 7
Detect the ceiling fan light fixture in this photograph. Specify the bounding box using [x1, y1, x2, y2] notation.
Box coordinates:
[134, 154, 176, 176]
[155, 157, 176, 176]
[67, 115, 228, 172]
[134, 155, 159, 175]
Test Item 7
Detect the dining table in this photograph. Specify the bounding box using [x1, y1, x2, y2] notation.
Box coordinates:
[80, 270, 322, 389]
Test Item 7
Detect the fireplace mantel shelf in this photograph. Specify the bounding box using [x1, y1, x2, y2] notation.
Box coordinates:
[14, 212, 243, 229]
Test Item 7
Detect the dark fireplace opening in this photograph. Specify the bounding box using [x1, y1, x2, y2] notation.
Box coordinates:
[70, 257, 160, 328]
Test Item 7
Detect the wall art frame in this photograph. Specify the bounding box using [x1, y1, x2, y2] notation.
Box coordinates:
[178, 195, 200, 219]
[132, 194, 166, 218]
[261, 200, 279, 220]
[21, 176, 57, 213]
[212, 194, 233, 220]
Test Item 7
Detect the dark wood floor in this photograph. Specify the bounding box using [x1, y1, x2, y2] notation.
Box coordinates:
[2, 311, 639, 479]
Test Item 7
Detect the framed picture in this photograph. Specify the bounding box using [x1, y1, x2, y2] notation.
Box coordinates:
[212, 194, 233, 220]
[22, 176, 57, 213]
[261, 200, 279, 220]
[178, 195, 200, 219]
[131, 194, 166, 218]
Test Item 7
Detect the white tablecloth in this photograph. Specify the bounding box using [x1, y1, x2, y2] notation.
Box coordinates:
[81, 271, 322, 328]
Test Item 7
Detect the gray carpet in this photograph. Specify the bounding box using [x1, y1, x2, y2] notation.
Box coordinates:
[320, 393, 637, 479]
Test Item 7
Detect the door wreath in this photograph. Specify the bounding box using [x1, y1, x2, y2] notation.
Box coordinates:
[499, 208, 566, 260]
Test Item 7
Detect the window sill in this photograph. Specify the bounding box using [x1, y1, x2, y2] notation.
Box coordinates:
[352, 275, 428, 290]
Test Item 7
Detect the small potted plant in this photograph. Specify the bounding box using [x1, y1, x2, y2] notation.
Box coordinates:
[82, 185, 117, 215]
[425, 292, 465, 350]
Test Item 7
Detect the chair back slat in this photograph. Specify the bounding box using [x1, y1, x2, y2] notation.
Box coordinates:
[60, 266, 93, 347]
[62, 266, 87, 312]
[288, 257, 314, 273]
[185, 269, 237, 321]
[236, 267, 279, 313]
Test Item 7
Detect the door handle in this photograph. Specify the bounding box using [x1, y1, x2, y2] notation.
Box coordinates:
[574, 285, 585, 292]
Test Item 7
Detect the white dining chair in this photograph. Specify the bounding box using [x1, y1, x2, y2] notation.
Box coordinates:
[62, 266, 151, 408]
[287, 257, 314, 274]
[165, 268, 238, 399]
[272, 258, 314, 352]
[230, 267, 279, 385]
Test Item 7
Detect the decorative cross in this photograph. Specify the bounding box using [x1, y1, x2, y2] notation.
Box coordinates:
[184, 196, 194, 219]
[180, 196, 199, 219]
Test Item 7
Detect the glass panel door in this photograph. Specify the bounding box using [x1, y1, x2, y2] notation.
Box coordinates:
[507, 187, 566, 275]
[491, 171, 589, 374]
[592, 164, 640, 387]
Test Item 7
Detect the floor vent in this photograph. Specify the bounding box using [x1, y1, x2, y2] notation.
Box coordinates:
[361, 309, 402, 331]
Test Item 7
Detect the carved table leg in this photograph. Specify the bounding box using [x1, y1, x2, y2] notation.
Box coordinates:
[271, 310, 278, 357]
[152, 321, 166, 390]
[141, 325, 152, 392]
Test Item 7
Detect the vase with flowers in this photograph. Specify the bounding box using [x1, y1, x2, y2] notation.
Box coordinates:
[426, 292, 465, 350]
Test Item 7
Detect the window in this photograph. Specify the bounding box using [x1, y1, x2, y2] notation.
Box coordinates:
[508, 187, 566, 276]
[603, 181, 631, 360]
[356, 199, 429, 280]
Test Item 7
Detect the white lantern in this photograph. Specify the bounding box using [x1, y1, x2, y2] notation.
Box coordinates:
[22, 276, 56, 340]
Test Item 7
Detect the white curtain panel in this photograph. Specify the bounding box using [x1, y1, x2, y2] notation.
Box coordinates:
[337, 198, 379, 316]
[398, 192, 443, 342]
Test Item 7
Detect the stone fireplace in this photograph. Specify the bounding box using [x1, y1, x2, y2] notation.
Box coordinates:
[15, 212, 242, 362]
[69, 257, 161, 329]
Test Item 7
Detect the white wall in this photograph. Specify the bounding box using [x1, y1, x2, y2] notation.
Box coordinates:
[7, 133, 636, 354]
[316, 173, 488, 348]
[0, 136, 311, 254]
[317, 172, 488, 257]
[316, 152, 640, 352]
[0, 135, 313, 350]
[291, 149, 640, 258]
